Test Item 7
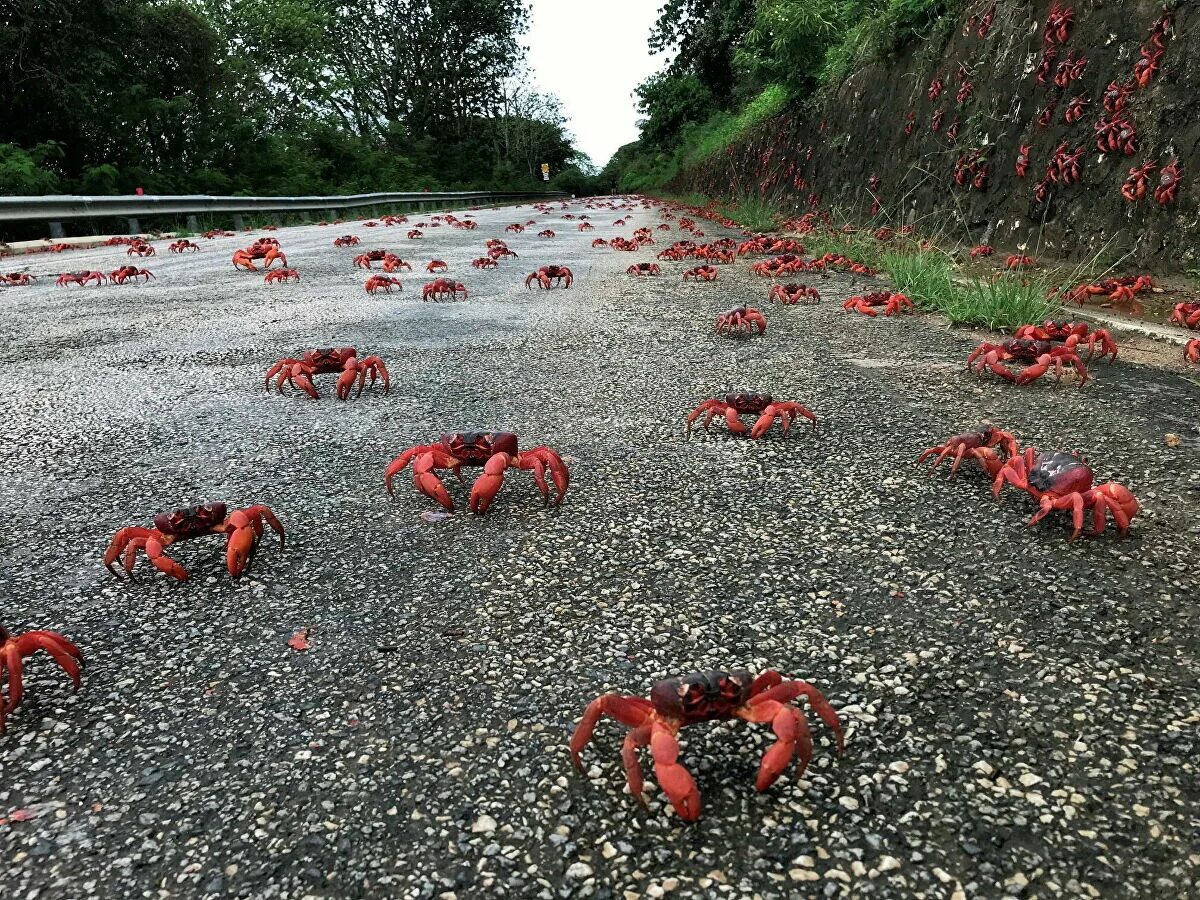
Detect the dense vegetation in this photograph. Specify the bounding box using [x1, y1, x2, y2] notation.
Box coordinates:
[614, 0, 961, 191]
[0, 0, 591, 197]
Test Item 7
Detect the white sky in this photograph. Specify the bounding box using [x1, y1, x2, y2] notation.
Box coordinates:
[525, 0, 667, 167]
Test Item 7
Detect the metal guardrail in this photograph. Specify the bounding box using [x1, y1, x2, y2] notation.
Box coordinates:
[0, 190, 568, 224]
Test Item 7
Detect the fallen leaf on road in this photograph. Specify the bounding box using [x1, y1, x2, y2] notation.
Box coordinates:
[3, 808, 38, 824]
[288, 628, 311, 652]
[1165, 433, 1181, 448]
[420, 510, 452, 523]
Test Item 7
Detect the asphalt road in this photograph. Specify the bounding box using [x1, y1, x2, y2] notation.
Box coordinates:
[1, 198, 1198, 900]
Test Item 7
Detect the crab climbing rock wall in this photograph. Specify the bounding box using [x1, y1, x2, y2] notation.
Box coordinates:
[681, 1, 1198, 270]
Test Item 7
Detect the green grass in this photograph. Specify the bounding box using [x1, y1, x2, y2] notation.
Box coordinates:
[806, 230, 890, 271]
[884, 248, 1058, 329]
[720, 195, 784, 233]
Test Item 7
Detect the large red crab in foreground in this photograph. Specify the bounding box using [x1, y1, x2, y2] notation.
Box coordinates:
[967, 339, 1088, 386]
[570, 669, 843, 822]
[385, 431, 569, 514]
[993, 449, 1138, 540]
[264, 347, 389, 400]
[232, 240, 286, 271]
[104, 502, 285, 580]
[686, 391, 816, 439]
[1, 625, 83, 734]
[919, 425, 1019, 478]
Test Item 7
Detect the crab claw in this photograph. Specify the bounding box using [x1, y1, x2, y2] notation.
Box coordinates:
[468, 452, 512, 514]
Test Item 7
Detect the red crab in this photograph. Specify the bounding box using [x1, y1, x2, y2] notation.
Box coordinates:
[570, 669, 843, 822]
[1133, 45, 1162, 88]
[627, 263, 660, 276]
[715, 306, 766, 336]
[0, 625, 83, 734]
[1122, 161, 1157, 202]
[538, 230, 556, 238]
[956, 81, 974, 104]
[592, 238, 608, 248]
[472, 257, 498, 269]
[1186, 340, 1200, 364]
[525, 265, 573, 289]
[353, 250, 387, 269]
[104, 502, 285, 581]
[1036, 101, 1057, 129]
[1064, 275, 1154, 306]
[931, 108, 945, 132]
[578, 222, 594, 231]
[1064, 96, 1089, 125]
[126, 240, 155, 257]
[1015, 145, 1032, 179]
[426, 260, 448, 273]
[1006, 254, 1035, 270]
[407, 229, 423, 239]
[232, 243, 287, 271]
[1, 272, 35, 286]
[264, 268, 300, 284]
[1043, 2, 1074, 45]
[489, 246, 519, 260]
[1170, 302, 1200, 330]
[168, 239, 200, 253]
[1094, 114, 1137, 156]
[365, 275, 404, 294]
[505, 224, 525, 233]
[683, 265, 718, 282]
[970, 245, 995, 260]
[686, 392, 816, 439]
[1053, 50, 1087, 88]
[385, 431, 568, 514]
[928, 77, 944, 101]
[1047, 143, 1084, 185]
[1155, 160, 1181, 205]
[967, 339, 1088, 386]
[1013, 321, 1117, 362]
[1103, 80, 1134, 114]
[423, 278, 468, 301]
[768, 283, 820, 305]
[333, 235, 360, 247]
[842, 292, 913, 317]
[919, 425, 1019, 478]
[109, 266, 154, 285]
[264, 347, 389, 400]
[56, 271, 107, 287]
[993, 449, 1138, 540]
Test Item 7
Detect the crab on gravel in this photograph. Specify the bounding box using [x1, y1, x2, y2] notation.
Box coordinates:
[918, 425, 1019, 478]
[993, 449, 1138, 540]
[715, 305, 766, 336]
[264, 347, 389, 400]
[570, 669, 843, 821]
[686, 391, 817, 439]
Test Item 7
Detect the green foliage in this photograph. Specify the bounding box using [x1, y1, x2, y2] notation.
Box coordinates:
[0, 143, 61, 194]
[636, 73, 716, 149]
[884, 249, 1058, 329]
[0, 0, 577, 206]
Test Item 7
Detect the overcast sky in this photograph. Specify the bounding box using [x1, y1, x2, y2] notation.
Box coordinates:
[525, 0, 667, 168]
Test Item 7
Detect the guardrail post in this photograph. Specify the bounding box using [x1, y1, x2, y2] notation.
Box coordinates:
[186, 215, 200, 233]
[49, 221, 65, 239]
[232, 214, 245, 230]
[325, 209, 336, 222]
[126, 217, 140, 235]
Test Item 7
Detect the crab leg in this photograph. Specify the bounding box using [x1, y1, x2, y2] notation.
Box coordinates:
[621, 723, 652, 805]
[569, 693, 654, 770]
[685, 400, 722, 438]
[469, 452, 511, 514]
[144, 535, 190, 580]
[748, 679, 845, 754]
[650, 721, 701, 821]
[520, 447, 569, 505]
[103, 526, 155, 577]
[737, 699, 813, 789]
[724, 408, 749, 434]
[286, 364, 320, 399]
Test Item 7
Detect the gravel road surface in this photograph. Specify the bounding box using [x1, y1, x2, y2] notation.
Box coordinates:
[1, 198, 1198, 899]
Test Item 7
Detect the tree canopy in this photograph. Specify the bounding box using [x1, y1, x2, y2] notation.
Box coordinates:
[0, 0, 585, 196]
